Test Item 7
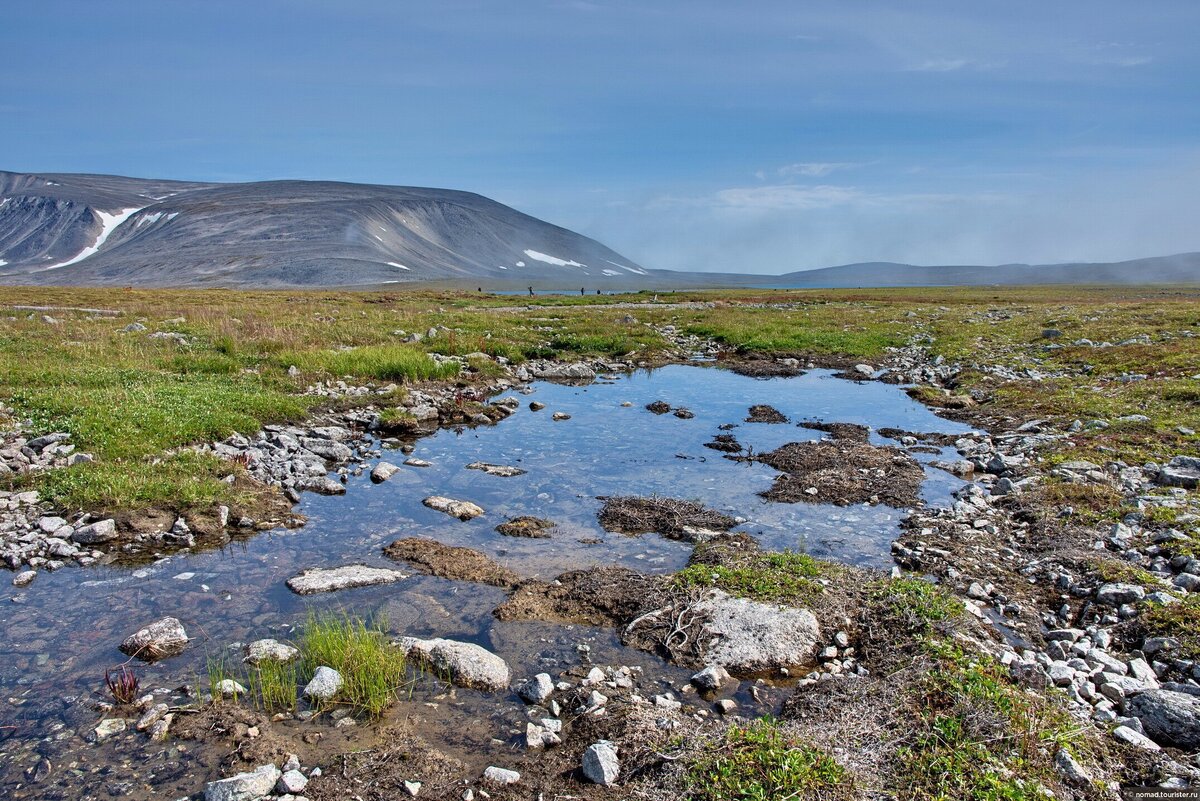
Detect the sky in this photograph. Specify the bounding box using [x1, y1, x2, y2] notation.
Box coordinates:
[3, 1, 1199, 274]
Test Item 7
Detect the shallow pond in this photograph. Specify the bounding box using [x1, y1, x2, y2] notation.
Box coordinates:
[0, 364, 974, 795]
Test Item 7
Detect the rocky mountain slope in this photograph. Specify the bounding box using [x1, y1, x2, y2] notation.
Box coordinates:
[0, 170, 655, 288]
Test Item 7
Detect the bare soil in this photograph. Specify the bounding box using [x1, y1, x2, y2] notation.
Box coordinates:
[383, 538, 521, 588]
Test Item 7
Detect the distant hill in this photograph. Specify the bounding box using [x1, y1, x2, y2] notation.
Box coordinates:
[0, 170, 657, 288]
[759, 255, 1200, 288]
[0, 169, 1196, 289]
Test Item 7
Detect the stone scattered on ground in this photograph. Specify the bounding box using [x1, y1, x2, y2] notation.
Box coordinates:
[204, 764, 281, 801]
[582, 741, 621, 786]
[370, 461, 400, 482]
[694, 591, 820, 673]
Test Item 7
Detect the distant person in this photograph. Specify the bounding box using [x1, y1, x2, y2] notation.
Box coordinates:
[580, 287, 585, 296]
[528, 286, 534, 297]
[596, 289, 601, 295]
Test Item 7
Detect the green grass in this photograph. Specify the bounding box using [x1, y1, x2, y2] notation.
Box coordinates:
[1140, 595, 1200, 659]
[246, 658, 299, 713]
[870, 577, 965, 633]
[285, 344, 461, 382]
[299, 613, 408, 718]
[674, 550, 828, 605]
[896, 644, 1083, 801]
[686, 717, 849, 801]
[35, 451, 248, 513]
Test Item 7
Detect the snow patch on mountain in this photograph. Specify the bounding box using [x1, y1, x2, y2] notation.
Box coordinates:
[38, 206, 144, 271]
[524, 249, 586, 268]
[607, 259, 647, 275]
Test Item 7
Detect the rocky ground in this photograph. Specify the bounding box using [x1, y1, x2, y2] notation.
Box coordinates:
[3, 302, 1200, 799]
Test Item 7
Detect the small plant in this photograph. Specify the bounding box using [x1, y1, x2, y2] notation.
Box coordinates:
[105, 665, 140, 705]
[207, 655, 238, 703]
[299, 613, 407, 718]
[870, 577, 964, 633]
[687, 717, 849, 801]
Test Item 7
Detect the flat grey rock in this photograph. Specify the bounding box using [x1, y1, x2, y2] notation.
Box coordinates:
[399, 636, 511, 691]
[286, 564, 407, 595]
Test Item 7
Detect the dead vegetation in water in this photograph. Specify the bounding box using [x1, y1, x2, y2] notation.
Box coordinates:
[597, 495, 739, 540]
[494, 566, 667, 628]
[703, 433, 744, 453]
[877, 427, 962, 446]
[745, 404, 788, 423]
[494, 515, 555, 538]
[799, 420, 870, 443]
[745, 440, 924, 507]
[383, 537, 520, 588]
[720, 355, 806, 378]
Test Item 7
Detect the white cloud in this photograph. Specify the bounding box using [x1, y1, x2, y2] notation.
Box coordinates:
[776, 161, 859, 178]
[713, 184, 864, 210]
[908, 58, 971, 72]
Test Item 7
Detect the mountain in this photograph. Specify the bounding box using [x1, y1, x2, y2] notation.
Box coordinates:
[761, 255, 1200, 288]
[0, 170, 656, 288]
[0, 169, 1197, 289]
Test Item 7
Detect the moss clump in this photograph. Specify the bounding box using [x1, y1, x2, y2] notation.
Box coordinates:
[869, 577, 965, 634]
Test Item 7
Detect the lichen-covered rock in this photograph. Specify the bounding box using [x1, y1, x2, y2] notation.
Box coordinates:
[694, 591, 819, 673]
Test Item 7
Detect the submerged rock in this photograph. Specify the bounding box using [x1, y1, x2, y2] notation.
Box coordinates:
[120, 617, 188, 661]
[466, 461, 527, 477]
[399, 636, 511, 691]
[422, 495, 485, 520]
[286, 564, 407, 595]
[244, 638, 300, 665]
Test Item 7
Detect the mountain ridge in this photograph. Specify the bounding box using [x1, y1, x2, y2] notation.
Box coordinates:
[1, 169, 1197, 289]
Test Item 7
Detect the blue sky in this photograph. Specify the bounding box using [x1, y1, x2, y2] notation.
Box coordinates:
[4, 1, 1199, 273]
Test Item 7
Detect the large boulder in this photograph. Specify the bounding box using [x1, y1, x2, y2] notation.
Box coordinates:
[72, 519, 118, 545]
[693, 591, 820, 673]
[1158, 455, 1200, 489]
[1127, 688, 1200, 749]
[399, 636, 511, 691]
[286, 564, 407, 595]
[120, 617, 188, 661]
[204, 764, 282, 801]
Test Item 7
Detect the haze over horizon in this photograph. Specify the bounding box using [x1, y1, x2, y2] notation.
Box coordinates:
[4, 1, 1199, 275]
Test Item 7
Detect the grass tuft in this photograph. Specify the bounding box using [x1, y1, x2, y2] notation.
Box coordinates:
[674, 550, 827, 605]
[299, 613, 407, 718]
